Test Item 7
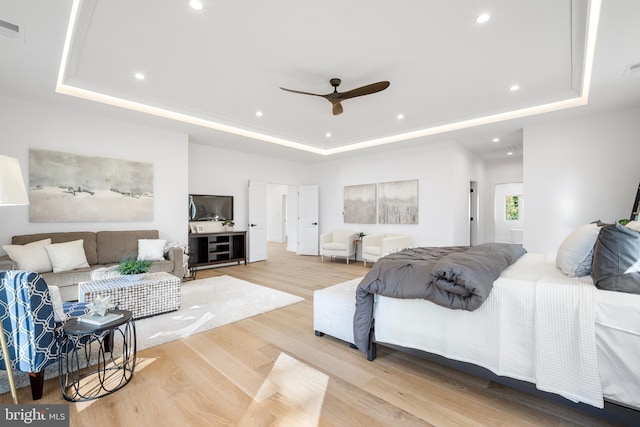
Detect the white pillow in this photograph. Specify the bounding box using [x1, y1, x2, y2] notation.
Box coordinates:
[626, 220, 640, 232]
[555, 223, 601, 277]
[47, 285, 66, 322]
[2, 238, 53, 273]
[45, 239, 90, 273]
[137, 239, 167, 261]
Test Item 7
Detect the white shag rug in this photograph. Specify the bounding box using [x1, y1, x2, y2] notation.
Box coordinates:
[0, 275, 304, 395]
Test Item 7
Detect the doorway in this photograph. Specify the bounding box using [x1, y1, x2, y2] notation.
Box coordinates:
[494, 182, 524, 244]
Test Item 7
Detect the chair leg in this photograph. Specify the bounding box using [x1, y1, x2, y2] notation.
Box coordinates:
[29, 371, 45, 400]
[321, 255, 324, 262]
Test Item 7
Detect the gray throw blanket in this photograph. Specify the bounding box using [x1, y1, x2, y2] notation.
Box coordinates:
[353, 242, 527, 351]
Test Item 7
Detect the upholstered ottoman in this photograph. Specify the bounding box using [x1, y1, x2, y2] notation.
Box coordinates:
[78, 272, 181, 319]
[313, 277, 362, 346]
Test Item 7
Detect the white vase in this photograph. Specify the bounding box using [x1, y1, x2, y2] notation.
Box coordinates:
[123, 273, 146, 281]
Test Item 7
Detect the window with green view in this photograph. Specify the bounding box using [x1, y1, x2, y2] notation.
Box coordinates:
[505, 195, 520, 221]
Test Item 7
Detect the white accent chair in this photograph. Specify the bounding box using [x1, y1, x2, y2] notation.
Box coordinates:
[362, 233, 412, 266]
[320, 231, 358, 264]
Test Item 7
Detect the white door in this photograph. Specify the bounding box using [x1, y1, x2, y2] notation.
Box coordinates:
[248, 179, 267, 262]
[297, 185, 319, 255]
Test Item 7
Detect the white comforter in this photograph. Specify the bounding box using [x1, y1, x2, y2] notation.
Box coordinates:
[374, 253, 604, 408]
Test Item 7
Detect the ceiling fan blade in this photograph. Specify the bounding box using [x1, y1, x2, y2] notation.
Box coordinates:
[332, 103, 343, 116]
[337, 81, 390, 101]
[279, 87, 324, 97]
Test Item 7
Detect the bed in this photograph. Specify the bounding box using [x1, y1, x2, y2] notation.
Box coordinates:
[352, 228, 640, 424]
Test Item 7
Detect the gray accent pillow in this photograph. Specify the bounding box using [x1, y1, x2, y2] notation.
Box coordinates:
[591, 223, 640, 294]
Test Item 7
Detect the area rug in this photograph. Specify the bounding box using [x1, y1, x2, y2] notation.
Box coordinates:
[0, 275, 304, 395]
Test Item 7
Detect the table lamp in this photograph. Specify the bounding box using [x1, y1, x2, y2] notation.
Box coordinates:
[0, 154, 28, 404]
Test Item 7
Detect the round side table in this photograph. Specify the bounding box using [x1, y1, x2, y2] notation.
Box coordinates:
[58, 309, 136, 402]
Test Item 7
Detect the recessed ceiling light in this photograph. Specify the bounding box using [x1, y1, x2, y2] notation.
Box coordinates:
[493, 138, 500, 142]
[510, 84, 520, 92]
[325, 132, 331, 138]
[507, 152, 513, 156]
[134, 72, 145, 80]
[255, 111, 263, 117]
[476, 14, 490, 24]
[189, 0, 203, 10]
[397, 113, 404, 120]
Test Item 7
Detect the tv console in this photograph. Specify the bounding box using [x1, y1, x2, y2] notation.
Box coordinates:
[188, 231, 247, 271]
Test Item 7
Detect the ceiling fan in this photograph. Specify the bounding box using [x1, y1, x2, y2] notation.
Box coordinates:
[280, 78, 390, 116]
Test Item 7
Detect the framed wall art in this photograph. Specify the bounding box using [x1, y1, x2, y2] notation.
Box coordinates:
[378, 179, 418, 224]
[29, 149, 154, 222]
[344, 183, 376, 224]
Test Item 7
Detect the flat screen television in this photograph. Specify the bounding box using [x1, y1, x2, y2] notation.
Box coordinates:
[189, 194, 233, 221]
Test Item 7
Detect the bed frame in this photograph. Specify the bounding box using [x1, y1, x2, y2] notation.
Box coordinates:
[366, 329, 639, 427]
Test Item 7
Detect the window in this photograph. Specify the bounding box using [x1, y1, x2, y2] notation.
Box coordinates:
[505, 195, 520, 221]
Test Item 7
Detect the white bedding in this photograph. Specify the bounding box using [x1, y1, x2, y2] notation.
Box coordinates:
[373, 253, 640, 409]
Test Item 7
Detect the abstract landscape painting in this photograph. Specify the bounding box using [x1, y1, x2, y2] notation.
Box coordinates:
[378, 179, 418, 224]
[29, 149, 153, 222]
[344, 184, 376, 224]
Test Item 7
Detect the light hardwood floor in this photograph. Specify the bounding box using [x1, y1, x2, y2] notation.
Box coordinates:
[0, 243, 623, 426]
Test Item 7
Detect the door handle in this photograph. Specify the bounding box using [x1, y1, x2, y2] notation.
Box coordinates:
[312, 222, 318, 225]
[250, 223, 257, 227]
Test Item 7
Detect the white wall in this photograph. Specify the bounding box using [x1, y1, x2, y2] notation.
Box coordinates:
[0, 95, 189, 252]
[311, 141, 485, 247]
[524, 106, 640, 253]
[188, 143, 310, 233]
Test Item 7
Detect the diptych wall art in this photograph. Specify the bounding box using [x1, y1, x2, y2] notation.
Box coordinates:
[344, 179, 418, 224]
[29, 149, 154, 222]
[344, 183, 377, 224]
[378, 179, 418, 224]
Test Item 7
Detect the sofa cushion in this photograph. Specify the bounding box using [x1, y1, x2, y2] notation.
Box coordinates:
[96, 230, 159, 264]
[364, 245, 382, 256]
[12, 232, 98, 265]
[45, 240, 90, 273]
[323, 242, 346, 251]
[40, 265, 98, 288]
[2, 238, 53, 273]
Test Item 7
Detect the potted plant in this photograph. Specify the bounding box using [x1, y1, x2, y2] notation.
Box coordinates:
[222, 219, 235, 231]
[357, 232, 366, 239]
[117, 258, 152, 281]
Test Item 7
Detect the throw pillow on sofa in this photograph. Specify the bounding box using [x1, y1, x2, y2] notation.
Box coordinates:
[45, 239, 90, 273]
[2, 238, 53, 273]
[137, 239, 167, 261]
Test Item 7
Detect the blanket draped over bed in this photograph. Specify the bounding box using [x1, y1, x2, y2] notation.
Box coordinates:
[353, 242, 527, 352]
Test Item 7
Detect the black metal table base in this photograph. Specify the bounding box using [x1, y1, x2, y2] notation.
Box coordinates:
[59, 311, 136, 402]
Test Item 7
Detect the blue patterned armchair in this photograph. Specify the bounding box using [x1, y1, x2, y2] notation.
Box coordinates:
[0, 270, 90, 400]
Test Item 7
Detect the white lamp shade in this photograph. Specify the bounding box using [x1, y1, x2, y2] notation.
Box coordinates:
[0, 155, 29, 205]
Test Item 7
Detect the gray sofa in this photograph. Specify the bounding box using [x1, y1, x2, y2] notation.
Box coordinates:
[0, 230, 184, 301]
